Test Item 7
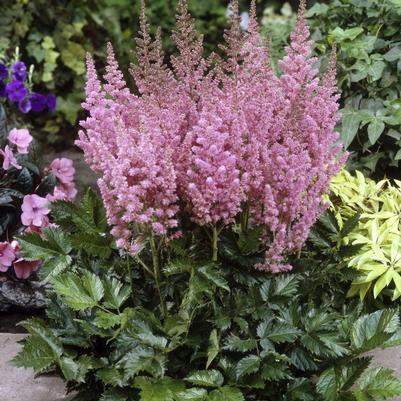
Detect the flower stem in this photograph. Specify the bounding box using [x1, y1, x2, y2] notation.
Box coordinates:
[150, 235, 167, 318]
[212, 225, 218, 262]
[126, 254, 134, 302]
[241, 203, 250, 233]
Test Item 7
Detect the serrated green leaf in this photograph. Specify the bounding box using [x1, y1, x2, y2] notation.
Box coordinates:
[185, 370, 224, 388]
[207, 386, 244, 401]
[236, 355, 260, 378]
[134, 377, 185, 401]
[206, 329, 219, 369]
[355, 368, 401, 399]
[103, 277, 130, 310]
[94, 310, 121, 329]
[176, 388, 208, 401]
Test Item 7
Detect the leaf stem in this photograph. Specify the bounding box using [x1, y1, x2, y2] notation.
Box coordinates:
[150, 235, 167, 318]
[212, 225, 218, 262]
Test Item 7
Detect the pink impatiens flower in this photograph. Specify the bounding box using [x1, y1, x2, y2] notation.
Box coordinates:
[1, 145, 21, 170]
[0, 242, 15, 272]
[8, 128, 33, 154]
[47, 182, 78, 202]
[21, 194, 50, 227]
[11, 241, 41, 280]
[50, 158, 75, 184]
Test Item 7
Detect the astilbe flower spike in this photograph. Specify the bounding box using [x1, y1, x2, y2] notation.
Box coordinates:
[77, 0, 346, 270]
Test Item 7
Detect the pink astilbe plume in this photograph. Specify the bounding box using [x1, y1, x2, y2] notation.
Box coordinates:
[77, 0, 346, 270]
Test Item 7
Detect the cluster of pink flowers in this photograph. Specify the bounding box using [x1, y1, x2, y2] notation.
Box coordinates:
[0, 128, 32, 170]
[0, 127, 77, 278]
[47, 158, 77, 202]
[77, 0, 346, 271]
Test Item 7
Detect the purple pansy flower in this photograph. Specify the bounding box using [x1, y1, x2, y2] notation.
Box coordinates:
[46, 94, 57, 111]
[0, 63, 8, 80]
[6, 80, 28, 102]
[18, 98, 31, 114]
[12, 61, 27, 81]
[30, 92, 47, 112]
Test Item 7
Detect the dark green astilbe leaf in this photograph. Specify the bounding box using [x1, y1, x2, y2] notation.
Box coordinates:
[316, 367, 338, 401]
[352, 309, 400, 352]
[185, 370, 224, 388]
[198, 264, 230, 292]
[206, 329, 219, 369]
[96, 366, 125, 387]
[11, 335, 56, 372]
[19, 227, 72, 260]
[289, 348, 319, 372]
[287, 378, 315, 401]
[207, 386, 244, 401]
[52, 271, 104, 311]
[94, 310, 121, 329]
[223, 334, 258, 353]
[103, 277, 131, 310]
[355, 368, 401, 399]
[260, 275, 300, 302]
[134, 376, 185, 401]
[236, 355, 261, 379]
[257, 321, 301, 344]
[100, 388, 128, 401]
[175, 388, 208, 401]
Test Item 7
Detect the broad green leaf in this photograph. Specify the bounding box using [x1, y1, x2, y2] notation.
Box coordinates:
[368, 119, 385, 145]
[340, 108, 362, 149]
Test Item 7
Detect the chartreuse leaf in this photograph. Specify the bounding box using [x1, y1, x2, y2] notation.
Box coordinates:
[134, 376, 185, 401]
[185, 370, 224, 388]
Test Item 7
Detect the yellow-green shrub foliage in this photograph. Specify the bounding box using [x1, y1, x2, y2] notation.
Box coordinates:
[330, 170, 401, 300]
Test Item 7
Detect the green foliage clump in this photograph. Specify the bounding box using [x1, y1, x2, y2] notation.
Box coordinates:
[308, 0, 401, 175]
[328, 169, 401, 301]
[12, 190, 401, 401]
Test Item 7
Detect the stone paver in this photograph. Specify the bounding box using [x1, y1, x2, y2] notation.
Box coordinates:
[0, 333, 73, 401]
[1, 332, 401, 400]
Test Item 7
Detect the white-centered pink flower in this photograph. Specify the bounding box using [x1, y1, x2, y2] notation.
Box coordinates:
[8, 128, 33, 154]
[21, 194, 50, 227]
